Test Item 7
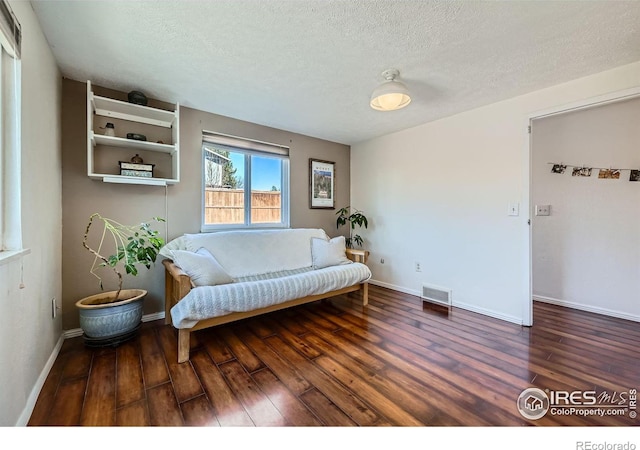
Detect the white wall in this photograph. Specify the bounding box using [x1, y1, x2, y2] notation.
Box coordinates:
[351, 60, 640, 325]
[0, 1, 62, 426]
[532, 96, 640, 321]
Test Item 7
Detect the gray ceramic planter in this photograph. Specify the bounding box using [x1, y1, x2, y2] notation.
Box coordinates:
[76, 289, 146, 342]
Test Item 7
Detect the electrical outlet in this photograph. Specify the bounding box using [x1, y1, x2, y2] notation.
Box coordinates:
[415, 262, 421, 272]
[535, 204, 551, 216]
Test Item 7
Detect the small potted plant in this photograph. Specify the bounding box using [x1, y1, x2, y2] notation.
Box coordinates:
[75, 213, 165, 346]
[336, 206, 368, 248]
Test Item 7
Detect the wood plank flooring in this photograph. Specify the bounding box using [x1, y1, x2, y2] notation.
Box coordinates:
[28, 285, 639, 426]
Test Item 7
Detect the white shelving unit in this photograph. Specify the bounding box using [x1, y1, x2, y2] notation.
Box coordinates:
[87, 81, 180, 185]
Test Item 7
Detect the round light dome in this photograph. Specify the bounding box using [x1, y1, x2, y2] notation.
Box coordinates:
[370, 69, 411, 111]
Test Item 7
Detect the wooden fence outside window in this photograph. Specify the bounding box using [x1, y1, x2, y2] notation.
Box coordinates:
[204, 188, 281, 224]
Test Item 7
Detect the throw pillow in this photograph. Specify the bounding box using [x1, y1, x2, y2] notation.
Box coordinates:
[311, 236, 352, 270]
[159, 234, 188, 259]
[171, 247, 233, 287]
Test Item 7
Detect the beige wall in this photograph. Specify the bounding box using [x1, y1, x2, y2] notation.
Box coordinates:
[61, 79, 350, 330]
[0, 1, 62, 426]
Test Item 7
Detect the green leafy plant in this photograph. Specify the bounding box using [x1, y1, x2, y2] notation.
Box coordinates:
[336, 206, 368, 248]
[82, 213, 165, 301]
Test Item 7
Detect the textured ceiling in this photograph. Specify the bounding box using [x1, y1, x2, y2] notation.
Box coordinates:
[31, 0, 640, 145]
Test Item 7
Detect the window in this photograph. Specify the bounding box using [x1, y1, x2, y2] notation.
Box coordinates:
[0, 0, 22, 255]
[202, 131, 290, 231]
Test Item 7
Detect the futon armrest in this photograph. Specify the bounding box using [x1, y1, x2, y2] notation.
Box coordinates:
[162, 259, 192, 285]
[346, 248, 369, 264]
[163, 258, 196, 291]
[163, 259, 194, 325]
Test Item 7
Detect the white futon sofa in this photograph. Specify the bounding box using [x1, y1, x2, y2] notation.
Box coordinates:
[160, 228, 371, 363]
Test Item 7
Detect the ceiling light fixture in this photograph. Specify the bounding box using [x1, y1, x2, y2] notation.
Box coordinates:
[370, 69, 411, 111]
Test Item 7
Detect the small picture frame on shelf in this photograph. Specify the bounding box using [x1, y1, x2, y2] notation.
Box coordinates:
[309, 158, 335, 209]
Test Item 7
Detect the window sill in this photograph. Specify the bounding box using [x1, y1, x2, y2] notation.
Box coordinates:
[0, 248, 31, 267]
[201, 224, 290, 233]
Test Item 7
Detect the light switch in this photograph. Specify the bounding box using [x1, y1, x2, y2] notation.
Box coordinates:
[508, 202, 519, 216]
[535, 205, 551, 216]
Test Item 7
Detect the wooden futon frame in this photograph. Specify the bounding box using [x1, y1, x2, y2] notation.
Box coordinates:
[163, 249, 369, 363]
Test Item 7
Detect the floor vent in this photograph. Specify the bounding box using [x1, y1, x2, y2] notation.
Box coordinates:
[421, 284, 452, 308]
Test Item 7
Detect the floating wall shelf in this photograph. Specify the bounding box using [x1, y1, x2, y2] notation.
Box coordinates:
[86, 80, 180, 186]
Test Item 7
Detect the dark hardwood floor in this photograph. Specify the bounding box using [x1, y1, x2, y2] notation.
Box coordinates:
[28, 285, 639, 426]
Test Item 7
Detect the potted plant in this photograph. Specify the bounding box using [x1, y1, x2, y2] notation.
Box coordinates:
[75, 213, 165, 346]
[336, 206, 368, 248]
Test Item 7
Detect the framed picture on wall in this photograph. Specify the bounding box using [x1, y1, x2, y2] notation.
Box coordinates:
[309, 158, 335, 209]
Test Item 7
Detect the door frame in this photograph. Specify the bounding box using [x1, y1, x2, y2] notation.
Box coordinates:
[523, 86, 640, 326]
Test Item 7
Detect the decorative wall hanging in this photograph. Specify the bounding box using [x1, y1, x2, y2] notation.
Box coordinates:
[309, 158, 335, 209]
[598, 169, 620, 179]
[572, 167, 592, 177]
[548, 163, 639, 183]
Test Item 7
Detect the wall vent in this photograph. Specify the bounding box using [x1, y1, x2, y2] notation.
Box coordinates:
[421, 284, 452, 307]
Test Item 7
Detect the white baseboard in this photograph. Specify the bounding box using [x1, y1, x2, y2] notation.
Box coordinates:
[63, 311, 167, 340]
[63, 328, 83, 339]
[15, 332, 65, 426]
[451, 300, 523, 325]
[143, 311, 165, 322]
[368, 279, 421, 297]
[533, 294, 640, 323]
[369, 279, 524, 325]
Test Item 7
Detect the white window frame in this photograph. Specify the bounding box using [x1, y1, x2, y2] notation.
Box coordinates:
[201, 131, 290, 232]
[0, 0, 23, 262]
